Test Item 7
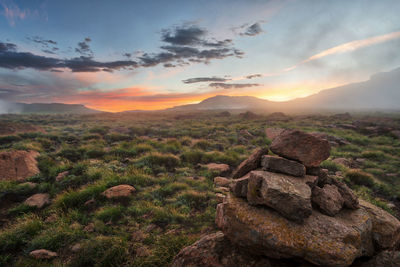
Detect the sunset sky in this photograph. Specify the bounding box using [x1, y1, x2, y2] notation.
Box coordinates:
[1, 0, 400, 112]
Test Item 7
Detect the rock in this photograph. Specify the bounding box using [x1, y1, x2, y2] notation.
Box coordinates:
[311, 132, 350, 147]
[232, 147, 268, 179]
[265, 127, 285, 140]
[216, 194, 374, 267]
[204, 163, 230, 176]
[215, 193, 226, 203]
[84, 223, 95, 232]
[0, 150, 40, 181]
[261, 155, 306, 177]
[56, 171, 69, 182]
[247, 171, 312, 223]
[70, 243, 82, 252]
[229, 173, 250, 198]
[102, 184, 136, 199]
[214, 177, 231, 187]
[172, 231, 293, 267]
[332, 179, 359, 209]
[312, 184, 344, 216]
[354, 250, 400, 267]
[270, 130, 331, 167]
[84, 198, 96, 208]
[359, 199, 400, 250]
[24, 193, 50, 209]
[29, 249, 58, 259]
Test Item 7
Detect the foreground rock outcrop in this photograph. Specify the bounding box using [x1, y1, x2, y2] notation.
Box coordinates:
[174, 129, 400, 267]
[0, 150, 40, 181]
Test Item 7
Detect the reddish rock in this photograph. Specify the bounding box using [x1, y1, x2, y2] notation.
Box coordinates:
[102, 184, 135, 199]
[0, 150, 40, 181]
[312, 184, 344, 216]
[204, 163, 230, 176]
[354, 250, 400, 267]
[265, 127, 285, 140]
[215, 193, 226, 203]
[230, 173, 250, 198]
[232, 147, 268, 179]
[247, 171, 312, 223]
[24, 193, 50, 209]
[29, 249, 58, 259]
[270, 129, 331, 167]
[261, 155, 306, 177]
[56, 171, 69, 182]
[214, 177, 231, 187]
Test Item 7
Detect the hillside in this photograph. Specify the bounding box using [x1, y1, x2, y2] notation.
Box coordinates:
[10, 103, 101, 114]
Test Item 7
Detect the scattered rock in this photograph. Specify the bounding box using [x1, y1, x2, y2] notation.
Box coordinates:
[70, 243, 82, 253]
[215, 193, 226, 203]
[214, 177, 231, 187]
[216, 194, 374, 267]
[24, 193, 50, 209]
[359, 199, 400, 250]
[312, 184, 344, 216]
[261, 155, 306, 177]
[29, 249, 58, 259]
[102, 184, 136, 199]
[232, 147, 268, 179]
[84, 223, 95, 232]
[56, 171, 69, 182]
[270, 129, 330, 167]
[0, 150, 40, 181]
[229, 173, 250, 198]
[204, 163, 230, 176]
[247, 171, 312, 223]
[84, 198, 96, 208]
[265, 127, 285, 140]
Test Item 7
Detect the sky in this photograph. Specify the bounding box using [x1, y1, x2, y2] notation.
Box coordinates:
[0, 0, 400, 112]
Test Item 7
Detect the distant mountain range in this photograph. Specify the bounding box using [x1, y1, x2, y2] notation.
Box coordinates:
[170, 67, 400, 112]
[9, 103, 101, 114]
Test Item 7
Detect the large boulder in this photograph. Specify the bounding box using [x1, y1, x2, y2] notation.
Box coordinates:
[172, 231, 293, 267]
[232, 147, 268, 179]
[261, 155, 306, 177]
[265, 127, 284, 140]
[270, 130, 330, 167]
[246, 171, 312, 223]
[359, 199, 400, 250]
[216, 194, 374, 267]
[24, 193, 50, 209]
[312, 184, 344, 216]
[102, 184, 136, 199]
[0, 150, 40, 181]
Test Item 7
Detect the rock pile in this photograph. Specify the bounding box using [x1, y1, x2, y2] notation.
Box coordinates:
[174, 129, 400, 267]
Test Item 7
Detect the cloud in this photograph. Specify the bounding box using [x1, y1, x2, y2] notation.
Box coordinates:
[75, 37, 93, 57]
[209, 82, 261, 89]
[241, 22, 264, 36]
[0, 0, 32, 26]
[27, 36, 59, 54]
[0, 41, 16, 52]
[162, 24, 206, 46]
[182, 77, 230, 84]
[246, 74, 262, 79]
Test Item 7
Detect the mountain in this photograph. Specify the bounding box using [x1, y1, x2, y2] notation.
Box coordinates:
[9, 103, 101, 114]
[169, 67, 400, 112]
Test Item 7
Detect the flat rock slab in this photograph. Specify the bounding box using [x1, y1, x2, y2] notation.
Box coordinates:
[261, 155, 306, 177]
[270, 130, 331, 167]
[247, 171, 314, 223]
[216, 194, 374, 267]
[102, 184, 136, 199]
[24, 193, 50, 209]
[232, 147, 268, 179]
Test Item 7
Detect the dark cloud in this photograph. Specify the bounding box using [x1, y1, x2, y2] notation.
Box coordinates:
[75, 37, 93, 57]
[246, 74, 262, 79]
[0, 50, 62, 70]
[27, 36, 59, 54]
[209, 82, 261, 89]
[0, 41, 17, 52]
[63, 56, 138, 72]
[203, 39, 232, 47]
[182, 77, 230, 84]
[123, 53, 132, 58]
[161, 24, 206, 46]
[241, 22, 264, 36]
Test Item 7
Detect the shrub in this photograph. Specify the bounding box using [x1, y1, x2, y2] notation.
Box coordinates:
[86, 149, 106, 159]
[345, 169, 375, 187]
[95, 205, 124, 223]
[135, 153, 180, 171]
[58, 148, 85, 162]
[0, 135, 22, 146]
[176, 190, 210, 210]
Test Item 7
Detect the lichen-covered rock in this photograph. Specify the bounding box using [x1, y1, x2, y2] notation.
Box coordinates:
[216, 194, 374, 267]
[0, 150, 39, 181]
[232, 147, 268, 178]
[230, 173, 250, 197]
[102, 184, 136, 199]
[261, 155, 306, 177]
[359, 199, 400, 250]
[172, 231, 293, 267]
[24, 193, 50, 209]
[246, 171, 312, 223]
[312, 184, 344, 216]
[270, 130, 330, 167]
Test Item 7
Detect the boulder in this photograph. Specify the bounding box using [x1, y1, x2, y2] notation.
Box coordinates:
[29, 249, 58, 259]
[312, 184, 344, 216]
[261, 155, 306, 177]
[359, 199, 400, 250]
[232, 147, 268, 179]
[214, 177, 231, 187]
[172, 231, 293, 267]
[332, 179, 359, 209]
[0, 150, 40, 181]
[204, 163, 230, 176]
[229, 173, 250, 198]
[247, 171, 312, 223]
[265, 127, 285, 140]
[24, 193, 50, 209]
[270, 130, 330, 167]
[102, 184, 136, 199]
[216, 194, 374, 267]
[354, 250, 400, 267]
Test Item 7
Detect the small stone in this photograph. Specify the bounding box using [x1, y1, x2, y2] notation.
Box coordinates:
[84, 198, 96, 208]
[29, 249, 58, 259]
[102, 184, 135, 199]
[70, 243, 82, 252]
[261, 155, 306, 177]
[56, 171, 69, 182]
[312, 184, 344, 216]
[213, 177, 231, 187]
[84, 223, 95, 232]
[24, 193, 50, 209]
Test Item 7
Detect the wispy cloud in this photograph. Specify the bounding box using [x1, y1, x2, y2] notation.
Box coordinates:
[0, 0, 36, 26]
